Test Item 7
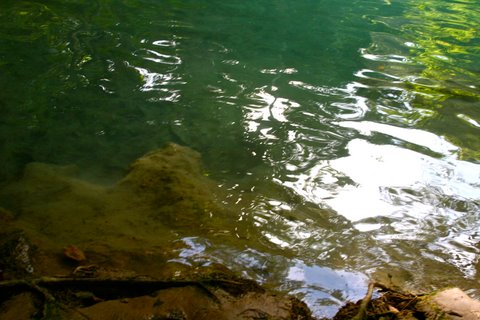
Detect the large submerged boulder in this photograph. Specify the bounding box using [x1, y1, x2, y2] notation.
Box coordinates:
[116, 143, 221, 227]
[0, 143, 230, 252]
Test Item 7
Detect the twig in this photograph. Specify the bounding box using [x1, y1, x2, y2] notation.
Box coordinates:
[351, 282, 375, 320]
[0, 276, 197, 288]
[0, 276, 248, 290]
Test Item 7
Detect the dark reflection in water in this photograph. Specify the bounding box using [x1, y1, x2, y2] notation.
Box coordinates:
[0, 0, 479, 318]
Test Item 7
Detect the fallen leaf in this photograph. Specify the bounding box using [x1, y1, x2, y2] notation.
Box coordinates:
[63, 245, 86, 262]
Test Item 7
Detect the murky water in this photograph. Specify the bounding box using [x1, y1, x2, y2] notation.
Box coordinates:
[1, 0, 479, 318]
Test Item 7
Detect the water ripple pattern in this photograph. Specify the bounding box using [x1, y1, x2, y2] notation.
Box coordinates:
[0, 0, 479, 318]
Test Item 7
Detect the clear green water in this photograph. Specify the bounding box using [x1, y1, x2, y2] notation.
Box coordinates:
[1, 0, 479, 317]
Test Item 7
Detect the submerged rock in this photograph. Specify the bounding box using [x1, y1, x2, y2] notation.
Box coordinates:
[116, 143, 222, 227]
[0, 143, 233, 253]
[0, 231, 35, 278]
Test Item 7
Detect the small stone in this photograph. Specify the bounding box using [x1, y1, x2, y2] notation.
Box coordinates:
[0, 231, 35, 276]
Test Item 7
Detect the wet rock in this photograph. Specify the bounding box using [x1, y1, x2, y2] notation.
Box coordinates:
[70, 286, 224, 320]
[417, 287, 480, 320]
[117, 143, 222, 227]
[68, 284, 312, 320]
[0, 143, 233, 255]
[0, 231, 35, 278]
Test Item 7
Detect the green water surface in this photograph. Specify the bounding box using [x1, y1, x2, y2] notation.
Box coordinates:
[1, 0, 479, 317]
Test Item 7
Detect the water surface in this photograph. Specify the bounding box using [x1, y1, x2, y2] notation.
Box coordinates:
[1, 0, 479, 318]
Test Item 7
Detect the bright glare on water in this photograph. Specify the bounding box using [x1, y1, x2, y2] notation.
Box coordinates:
[1, 0, 479, 318]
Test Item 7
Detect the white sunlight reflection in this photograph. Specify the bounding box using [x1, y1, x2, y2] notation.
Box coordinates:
[124, 39, 184, 100]
[289, 80, 369, 120]
[287, 260, 369, 319]
[245, 86, 300, 137]
[283, 134, 480, 223]
[336, 121, 459, 156]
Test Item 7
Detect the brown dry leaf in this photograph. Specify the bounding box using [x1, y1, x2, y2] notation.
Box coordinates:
[388, 305, 400, 314]
[64, 245, 87, 262]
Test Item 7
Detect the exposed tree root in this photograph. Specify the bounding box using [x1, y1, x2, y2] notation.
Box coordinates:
[332, 282, 425, 320]
[351, 282, 375, 320]
[0, 274, 307, 320]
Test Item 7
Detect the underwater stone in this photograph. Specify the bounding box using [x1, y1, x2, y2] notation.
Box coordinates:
[116, 143, 221, 226]
[0, 231, 35, 277]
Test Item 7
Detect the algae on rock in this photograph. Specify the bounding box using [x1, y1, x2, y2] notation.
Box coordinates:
[0, 143, 234, 253]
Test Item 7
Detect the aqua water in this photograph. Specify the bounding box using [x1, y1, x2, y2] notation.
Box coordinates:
[1, 0, 479, 317]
